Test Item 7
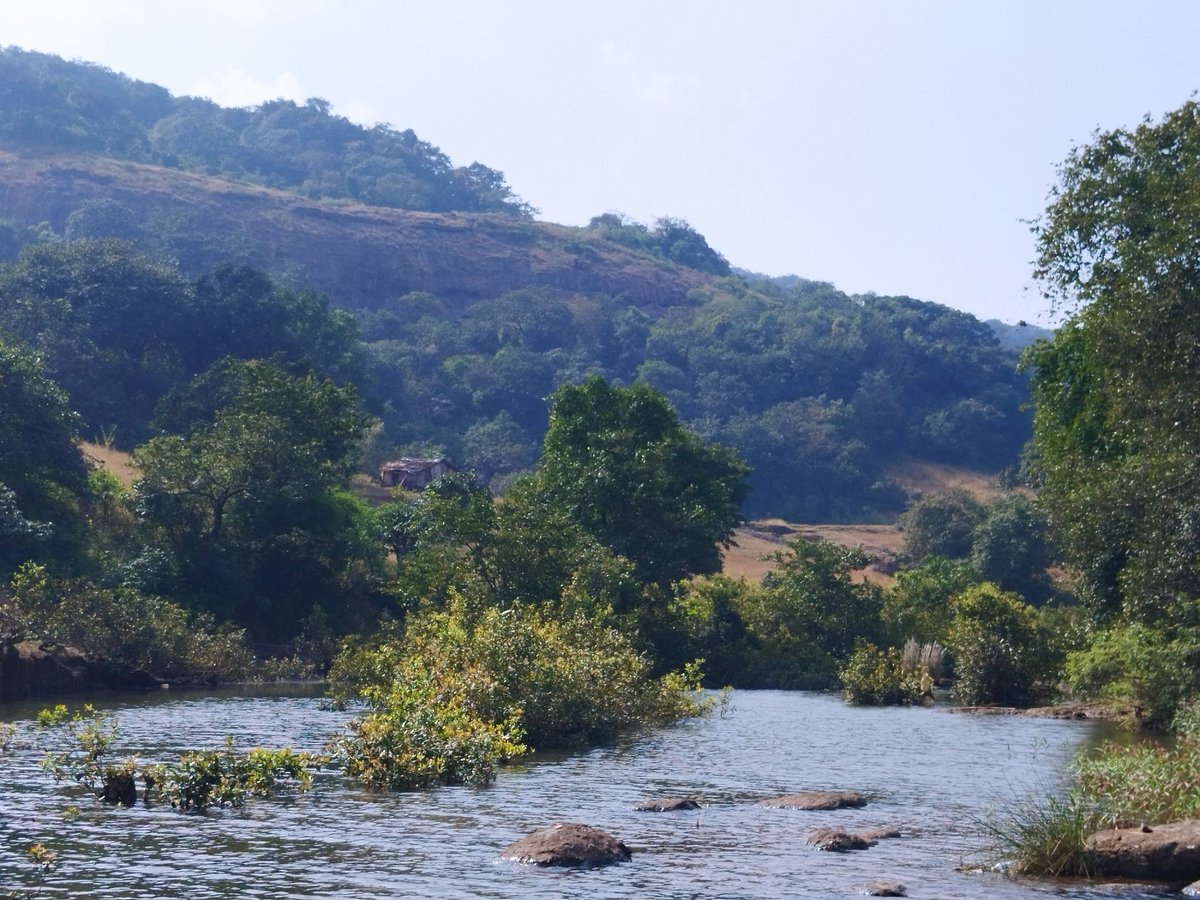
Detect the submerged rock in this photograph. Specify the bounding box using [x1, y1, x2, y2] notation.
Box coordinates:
[501, 824, 631, 867]
[863, 881, 907, 897]
[860, 826, 902, 841]
[760, 790, 867, 810]
[635, 797, 701, 812]
[807, 828, 876, 852]
[1084, 819, 1200, 881]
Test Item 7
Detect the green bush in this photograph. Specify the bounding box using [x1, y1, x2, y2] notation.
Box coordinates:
[1065, 620, 1200, 729]
[881, 556, 978, 645]
[947, 583, 1052, 706]
[4, 563, 252, 681]
[839, 642, 928, 706]
[330, 596, 704, 789]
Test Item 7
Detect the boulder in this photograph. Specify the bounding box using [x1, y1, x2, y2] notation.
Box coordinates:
[1084, 820, 1200, 881]
[807, 828, 876, 852]
[635, 797, 701, 812]
[863, 881, 907, 897]
[1183, 879, 1200, 897]
[860, 826, 902, 841]
[501, 824, 631, 867]
[760, 790, 867, 810]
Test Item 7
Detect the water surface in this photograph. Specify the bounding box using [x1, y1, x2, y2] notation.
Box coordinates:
[0, 689, 1171, 898]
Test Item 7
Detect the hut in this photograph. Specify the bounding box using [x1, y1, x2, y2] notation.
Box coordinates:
[377, 457, 456, 491]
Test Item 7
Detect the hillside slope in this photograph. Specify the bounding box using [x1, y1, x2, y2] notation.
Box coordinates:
[0, 150, 709, 311]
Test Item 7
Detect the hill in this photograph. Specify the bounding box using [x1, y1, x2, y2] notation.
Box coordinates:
[0, 150, 709, 312]
[0, 48, 1034, 523]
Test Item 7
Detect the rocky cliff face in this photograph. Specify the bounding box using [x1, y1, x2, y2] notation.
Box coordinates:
[0, 150, 711, 311]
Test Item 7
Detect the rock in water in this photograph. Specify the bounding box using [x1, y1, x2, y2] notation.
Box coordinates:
[501, 824, 632, 867]
[860, 826, 902, 841]
[807, 828, 877, 852]
[1084, 819, 1200, 881]
[760, 790, 867, 810]
[864, 881, 907, 897]
[635, 797, 701, 812]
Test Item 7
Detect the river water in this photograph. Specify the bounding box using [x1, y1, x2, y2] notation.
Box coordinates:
[0, 688, 1173, 899]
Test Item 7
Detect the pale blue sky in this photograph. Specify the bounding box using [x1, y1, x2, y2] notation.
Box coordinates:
[3, 0, 1198, 324]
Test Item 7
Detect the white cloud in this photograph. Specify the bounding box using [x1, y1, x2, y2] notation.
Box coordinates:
[188, 67, 307, 106]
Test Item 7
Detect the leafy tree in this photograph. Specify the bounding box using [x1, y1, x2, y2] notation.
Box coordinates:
[1027, 99, 1200, 624]
[897, 488, 985, 561]
[532, 376, 749, 587]
[0, 338, 88, 572]
[970, 493, 1053, 601]
[881, 556, 979, 645]
[133, 361, 370, 634]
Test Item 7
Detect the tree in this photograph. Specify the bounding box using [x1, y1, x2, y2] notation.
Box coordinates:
[133, 361, 370, 633]
[532, 376, 749, 587]
[1027, 99, 1200, 624]
[969, 493, 1052, 601]
[0, 338, 88, 572]
[897, 489, 985, 562]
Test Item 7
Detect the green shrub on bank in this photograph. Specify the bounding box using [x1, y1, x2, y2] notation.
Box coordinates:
[3, 563, 252, 681]
[947, 583, 1053, 706]
[330, 595, 705, 789]
[840, 642, 929, 706]
[1065, 617, 1200, 730]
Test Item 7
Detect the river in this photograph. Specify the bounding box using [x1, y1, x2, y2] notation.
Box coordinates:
[0, 688, 1172, 898]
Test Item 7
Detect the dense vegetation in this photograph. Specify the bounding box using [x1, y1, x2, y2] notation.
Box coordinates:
[0, 46, 532, 216]
[357, 275, 1029, 521]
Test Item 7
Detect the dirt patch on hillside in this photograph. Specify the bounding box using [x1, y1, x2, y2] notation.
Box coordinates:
[722, 521, 901, 587]
[81, 441, 138, 488]
[885, 460, 1004, 503]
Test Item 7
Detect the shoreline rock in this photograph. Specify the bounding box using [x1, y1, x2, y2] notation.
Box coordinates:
[1084, 819, 1200, 881]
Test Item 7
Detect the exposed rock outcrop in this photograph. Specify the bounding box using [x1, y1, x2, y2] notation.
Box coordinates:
[807, 828, 876, 852]
[635, 797, 701, 812]
[501, 824, 631, 867]
[760, 791, 867, 810]
[1084, 820, 1200, 881]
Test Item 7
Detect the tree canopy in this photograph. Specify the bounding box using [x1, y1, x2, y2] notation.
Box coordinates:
[531, 376, 749, 587]
[1026, 99, 1200, 624]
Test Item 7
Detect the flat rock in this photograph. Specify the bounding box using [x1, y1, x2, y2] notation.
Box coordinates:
[501, 824, 631, 867]
[760, 790, 867, 810]
[860, 826, 902, 841]
[863, 881, 907, 897]
[1084, 819, 1200, 881]
[807, 828, 877, 852]
[634, 797, 701, 812]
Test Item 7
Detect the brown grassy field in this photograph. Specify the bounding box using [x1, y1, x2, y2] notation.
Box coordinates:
[80, 441, 138, 488]
[720, 461, 1003, 585]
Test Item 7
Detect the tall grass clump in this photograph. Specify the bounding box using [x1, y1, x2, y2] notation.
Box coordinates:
[981, 791, 1096, 877]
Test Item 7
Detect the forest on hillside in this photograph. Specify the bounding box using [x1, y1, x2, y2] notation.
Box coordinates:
[0, 239, 1031, 522]
[0, 46, 532, 216]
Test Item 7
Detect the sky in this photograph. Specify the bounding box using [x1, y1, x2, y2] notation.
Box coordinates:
[3, 0, 1199, 325]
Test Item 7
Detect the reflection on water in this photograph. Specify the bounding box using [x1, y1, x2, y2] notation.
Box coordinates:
[0, 689, 1173, 899]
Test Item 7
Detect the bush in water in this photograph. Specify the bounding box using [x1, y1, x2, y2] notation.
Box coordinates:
[330, 594, 705, 789]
